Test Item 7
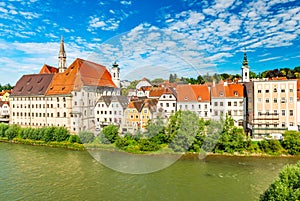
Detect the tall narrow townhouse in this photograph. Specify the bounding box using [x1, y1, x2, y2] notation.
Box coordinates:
[95, 95, 129, 129]
[251, 78, 298, 138]
[176, 84, 211, 119]
[211, 82, 244, 127]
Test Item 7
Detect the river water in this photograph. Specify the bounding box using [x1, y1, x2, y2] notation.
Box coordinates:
[0, 142, 298, 201]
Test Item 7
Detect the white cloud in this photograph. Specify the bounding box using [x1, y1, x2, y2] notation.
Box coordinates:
[120, 1, 132, 5]
[258, 56, 282, 62]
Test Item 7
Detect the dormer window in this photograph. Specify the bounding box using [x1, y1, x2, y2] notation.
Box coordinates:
[234, 91, 238, 96]
[220, 91, 224, 96]
[198, 96, 202, 101]
[184, 97, 188, 101]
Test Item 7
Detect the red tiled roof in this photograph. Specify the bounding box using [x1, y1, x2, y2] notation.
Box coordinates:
[39, 64, 58, 74]
[149, 87, 165, 97]
[176, 84, 210, 102]
[211, 83, 244, 98]
[46, 58, 116, 95]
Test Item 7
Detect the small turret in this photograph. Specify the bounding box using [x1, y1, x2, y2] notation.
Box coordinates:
[111, 61, 120, 88]
[241, 51, 250, 82]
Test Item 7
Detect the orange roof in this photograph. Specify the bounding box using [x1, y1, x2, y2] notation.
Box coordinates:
[0, 90, 11, 96]
[46, 58, 116, 95]
[149, 87, 165, 97]
[176, 84, 210, 102]
[211, 83, 244, 98]
[39, 64, 58, 74]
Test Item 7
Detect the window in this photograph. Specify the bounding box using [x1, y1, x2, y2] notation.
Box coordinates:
[274, 110, 278, 115]
[281, 89, 285, 93]
[204, 104, 207, 109]
[57, 112, 60, 117]
[234, 91, 238, 96]
[220, 102, 223, 106]
[289, 122, 294, 126]
[160, 103, 163, 107]
[220, 92, 224, 96]
[258, 90, 262, 93]
[289, 97, 293, 102]
[266, 98, 269, 103]
[228, 110, 232, 115]
[282, 110, 285, 116]
[214, 102, 218, 106]
[173, 103, 176, 107]
[266, 90, 269, 93]
[204, 111, 207, 117]
[289, 110, 293, 116]
[214, 111, 218, 116]
[234, 101, 237, 106]
[273, 88, 277, 92]
[282, 122, 285, 127]
[239, 101, 243, 106]
[289, 89, 293, 92]
[274, 98, 277, 103]
[198, 105, 201, 109]
[166, 103, 169, 107]
[281, 97, 286, 103]
[228, 102, 231, 106]
[258, 98, 262, 102]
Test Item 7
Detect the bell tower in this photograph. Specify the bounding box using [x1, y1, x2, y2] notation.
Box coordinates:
[111, 61, 120, 88]
[241, 51, 250, 82]
[58, 36, 67, 73]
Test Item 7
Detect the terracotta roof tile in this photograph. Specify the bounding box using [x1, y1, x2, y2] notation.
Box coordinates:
[39, 64, 58, 74]
[176, 84, 210, 102]
[211, 83, 244, 98]
[47, 58, 116, 95]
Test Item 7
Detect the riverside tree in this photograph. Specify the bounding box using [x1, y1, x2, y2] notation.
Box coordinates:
[260, 161, 300, 201]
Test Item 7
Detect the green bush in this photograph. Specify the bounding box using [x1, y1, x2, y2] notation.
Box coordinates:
[281, 131, 300, 155]
[260, 161, 300, 201]
[53, 127, 70, 142]
[101, 125, 119, 143]
[0, 123, 9, 137]
[69, 135, 81, 144]
[5, 124, 21, 140]
[78, 131, 95, 144]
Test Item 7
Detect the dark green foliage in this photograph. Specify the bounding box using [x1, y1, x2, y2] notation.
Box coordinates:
[281, 131, 300, 155]
[101, 125, 119, 143]
[69, 135, 81, 144]
[79, 131, 95, 143]
[53, 127, 70, 142]
[260, 161, 300, 201]
[41, 127, 55, 142]
[0, 123, 9, 137]
[138, 138, 160, 152]
[5, 124, 21, 140]
[0, 83, 13, 91]
[258, 140, 283, 155]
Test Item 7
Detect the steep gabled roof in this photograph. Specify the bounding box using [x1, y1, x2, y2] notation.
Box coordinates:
[176, 84, 210, 102]
[39, 64, 58, 74]
[11, 74, 54, 96]
[0, 101, 9, 107]
[46, 58, 116, 95]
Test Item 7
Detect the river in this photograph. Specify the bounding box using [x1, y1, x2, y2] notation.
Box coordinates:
[0, 142, 298, 201]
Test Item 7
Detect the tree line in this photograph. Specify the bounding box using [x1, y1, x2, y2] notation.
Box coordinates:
[0, 83, 13, 91]
[93, 111, 300, 155]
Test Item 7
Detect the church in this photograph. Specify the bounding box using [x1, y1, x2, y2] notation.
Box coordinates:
[10, 38, 120, 133]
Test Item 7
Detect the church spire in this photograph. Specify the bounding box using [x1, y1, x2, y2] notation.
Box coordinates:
[242, 51, 248, 67]
[241, 50, 250, 82]
[58, 36, 67, 73]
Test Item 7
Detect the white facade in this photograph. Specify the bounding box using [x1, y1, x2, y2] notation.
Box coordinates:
[211, 97, 244, 126]
[0, 102, 10, 117]
[157, 93, 176, 118]
[177, 101, 210, 119]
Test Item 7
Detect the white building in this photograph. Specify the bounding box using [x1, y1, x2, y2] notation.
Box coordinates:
[211, 82, 244, 127]
[95, 95, 129, 129]
[176, 84, 211, 119]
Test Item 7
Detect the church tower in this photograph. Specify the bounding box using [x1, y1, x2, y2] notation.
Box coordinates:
[241, 51, 250, 82]
[111, 61, 120, 88]
[58, 36, 67, 73]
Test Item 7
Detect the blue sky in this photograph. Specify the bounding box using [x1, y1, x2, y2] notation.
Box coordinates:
[0, 0, 299, 84]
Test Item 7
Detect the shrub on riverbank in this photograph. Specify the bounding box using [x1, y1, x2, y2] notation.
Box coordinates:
[260, 161, 300, 201]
